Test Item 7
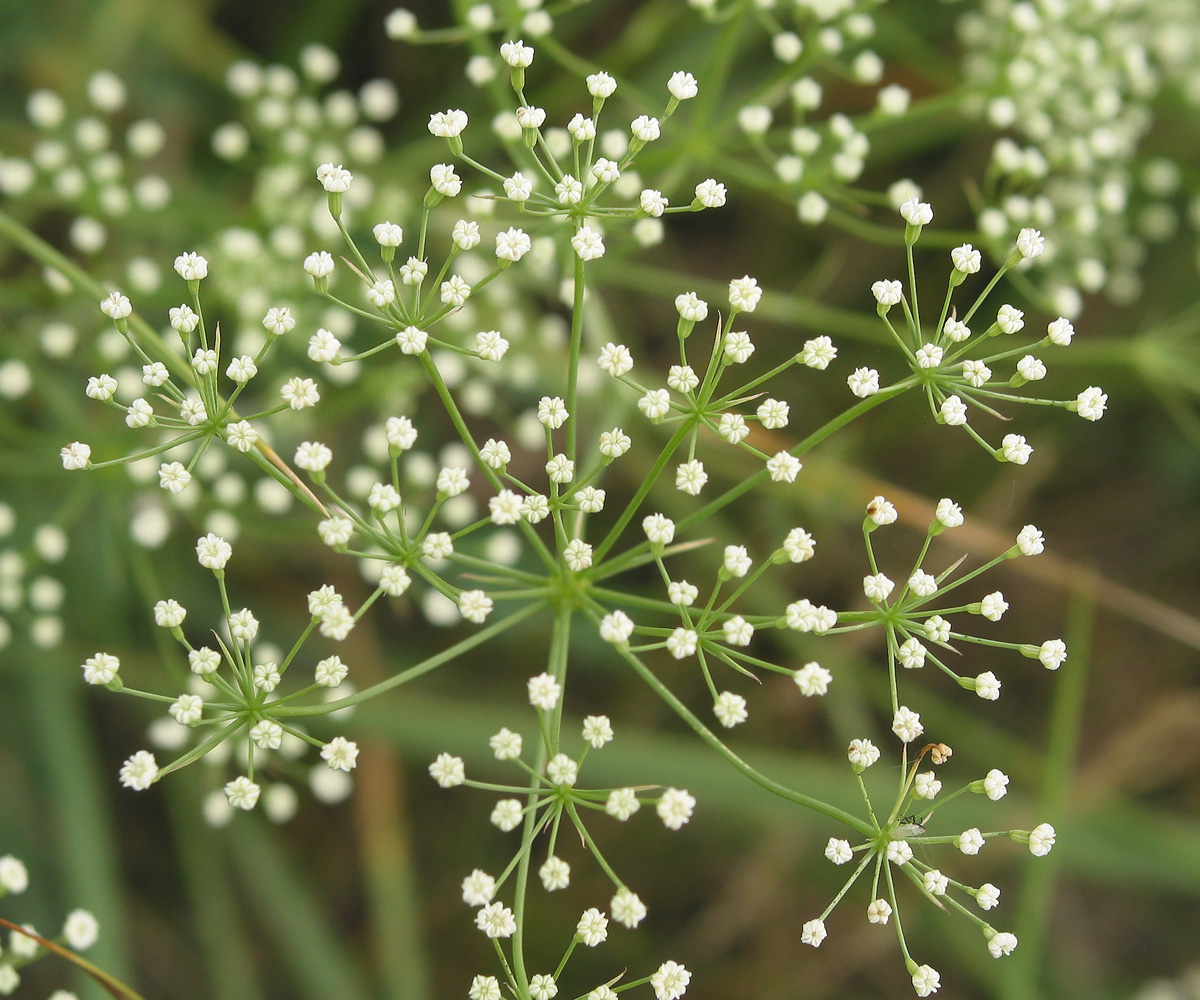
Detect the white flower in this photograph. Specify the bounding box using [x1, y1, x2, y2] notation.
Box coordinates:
[863, 573, 894, 602]
[898, 637, 927, 669]
[630, 115, 660, 141]
[488, 490, 524, 525]
[724, 330, 755, 364]
[911, 964, 941, 997]
[461, 869, 496, 907]
[847, 367, 879, 397]
[785, 599, 837, 633]
[675, 459, 708, 495]
[555, 174, 583, 204]
[581, 715, 613, 748]
[900, 197, 933, 226]
[722, 616, 753, 646]
[867, 898, 893, 924]
[428, 109, 468, 138]
[1017, 355, 1046, 381]
[951, 244, 981, 273]
[294, 441, 332, 472]
[188, 648, 220, 675]
[606, 787, 640, 821]
[281, 376, 320, 409]
[430, 163, 461, 197]
[667, 71, 699, 100]
[892, 706, 923, 743]
[694, 178, 726, 207]
[794, 661, 832, 696]
[576, 908, 608, 947]
[515, 105, 546, 129]
[500, 40, 535, 68]
[321, 736, 359, 771]
[316, 162, 352, 193]
[957, 828, 985, 855]
[1016, 227, 1045, 258]
[666, 627, 698, 659]
[174, 251, 208, 281]
[61, 441, 92, 470]
[979, 591, 1008, 621]
[976, 883, 1001, 910]
[547, 753, 578, 786]
[566, 114, 595, 141]
[599, 610, 634, 643]
[100, 291, 132, 319]
[598, 428, 631, 457]
[490, 728, 523, 760]
[539, 856, 571, 892]
[308, 329, 342, 363]
[475, 901, 516, 938]
[782, 527, 815, 562]
[494, 227, 531, 262]
[1038, 638, 1067, 670]
[437, 467, 470, 497]
[546, 454, 575, 483]
[315, 656, 349, 686]
[537, 396, 569, 429]
[915, 344, 943, 369]
[914, 771, 942, 799]
[470, 977, 501, 1000]
[908, 571, 937, 598]
[722, 545, 752, 577]
[639, 388, 672, 421]
[142, 361, 170, 386]
[62, 908, 100, 950]
[440, 275, 471, 305]
[728, 275, 762, 312]
[872, 279, 903, 306]
[1047, 317, 1074, 346]
[429, 752, 465, 787]
[86, 374, 118, 400]
[923, 870, 948, 895]
[225, 775, 260, 810]
[228, 608, 259, 641]
[527, 672, 561, 710]
[585, 71, 617, 97]
[399, 258, 428, 285]
[668, 581, 698, 606]
[713, 691, 748, 728]
[1028, 822, 1056, 856]
[226, 355, 258, 383]
[118, 750, 158, 790]
[573, 485, 603, 516]
[458, 589, 493, 624]
[657, 787, 695, 830]
[716, 412, 748, 443]
[847, 738, 880, 771]
[1000, 433, 1033, 465]
[643, 513, 676, 546]
[640, 189, 668, 216]
[940, 395, 968, 426]
[153, 599, 187, 628]
[610, 888, 647, 928]
[1075, 386, 1108, 421]
[962, 359, 991, 387]
[127, 396, 154, 427]
[571, 226, 605, 260]
[373, 222, 403, 247]
[651, 961, 691, 1000]
[988, 932, 1019, 957]
[757, 398, 789, 429]
[563, 539, 593, 572]
[997, 304, 1025, 334]
[801, 336, 837, 369]
[825, 838, 853, 865]
[1016, 524, 1045, 556]
[82, 652, 121, 685]
[598, 342, 633, 376]
[503, 172, 533, 201]
[944, 318, 971, 341]
[195, 533, 232, 571]
[975, 671, 1002, 700]
[801, 918, 826, 947]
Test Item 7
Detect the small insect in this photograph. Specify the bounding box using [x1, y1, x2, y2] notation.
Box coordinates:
[895, 814, 927, 839]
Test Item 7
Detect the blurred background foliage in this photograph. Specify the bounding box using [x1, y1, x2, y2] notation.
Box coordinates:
[1, 1, 1199, 999]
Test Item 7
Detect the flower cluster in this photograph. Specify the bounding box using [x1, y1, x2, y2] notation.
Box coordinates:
[0, 851, 100, 995]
